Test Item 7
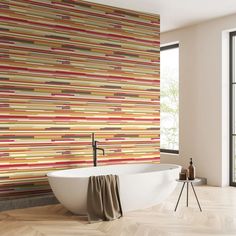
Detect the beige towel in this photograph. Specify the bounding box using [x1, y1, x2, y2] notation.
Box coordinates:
[87, 175, 123, 222]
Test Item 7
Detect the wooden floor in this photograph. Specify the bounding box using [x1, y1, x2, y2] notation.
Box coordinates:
[1, 185, 236, 236]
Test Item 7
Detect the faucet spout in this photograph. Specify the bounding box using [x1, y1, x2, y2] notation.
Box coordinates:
[97, 147, 105, 156]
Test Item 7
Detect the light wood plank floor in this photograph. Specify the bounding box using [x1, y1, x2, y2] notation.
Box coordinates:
[1, 185, 236, 236]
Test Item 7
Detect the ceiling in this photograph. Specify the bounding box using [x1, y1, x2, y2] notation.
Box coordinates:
[86, 0, 236, 32]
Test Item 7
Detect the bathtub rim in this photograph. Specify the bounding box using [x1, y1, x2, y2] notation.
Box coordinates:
[47, 163, 181, 178]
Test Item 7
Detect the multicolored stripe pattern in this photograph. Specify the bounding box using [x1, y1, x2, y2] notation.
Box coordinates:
[0, 0, 160, 199]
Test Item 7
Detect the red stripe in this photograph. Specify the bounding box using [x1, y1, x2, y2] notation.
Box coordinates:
[17, 0, 159, 27]
[0, 157, 159, 168]
[0, 45, 159, 66]
[0, 94, 160, 106]
[0, 115, 159, 121]
[0, 65, 159, 84]
[0, 140, 159, 147]
[0, 15, 159, 45]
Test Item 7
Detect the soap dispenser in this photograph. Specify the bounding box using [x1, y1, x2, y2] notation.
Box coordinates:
[188, 158, 195, 180]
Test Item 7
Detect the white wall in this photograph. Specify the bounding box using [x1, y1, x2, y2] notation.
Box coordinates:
[161, 14, 236, 186]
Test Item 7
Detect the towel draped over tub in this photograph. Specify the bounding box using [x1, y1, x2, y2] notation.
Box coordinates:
[87, 174, 123, 222]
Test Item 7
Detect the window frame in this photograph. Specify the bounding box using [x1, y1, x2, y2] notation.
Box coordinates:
[229, 32, 236, 186]
[160, 43, 179, 154]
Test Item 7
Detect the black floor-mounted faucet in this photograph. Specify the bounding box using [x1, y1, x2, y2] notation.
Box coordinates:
[92, 133, 105, 167]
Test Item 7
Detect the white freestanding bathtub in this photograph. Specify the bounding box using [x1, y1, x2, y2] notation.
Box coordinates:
[47, 163, 181, 215]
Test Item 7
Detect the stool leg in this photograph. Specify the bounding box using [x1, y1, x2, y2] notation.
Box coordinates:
[190, 182, 202, 212]
[175, 182, 185, 211]
[186, 182, 188, 207]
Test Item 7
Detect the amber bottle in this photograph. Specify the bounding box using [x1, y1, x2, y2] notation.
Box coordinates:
[188, 158, 195, 180]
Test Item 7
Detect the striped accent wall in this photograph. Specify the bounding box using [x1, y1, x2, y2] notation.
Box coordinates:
[0, 0, 160, 199]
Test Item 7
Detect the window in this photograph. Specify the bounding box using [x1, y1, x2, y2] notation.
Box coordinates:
[160, 44, 179, 154]
[230, 32, 236, 186]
